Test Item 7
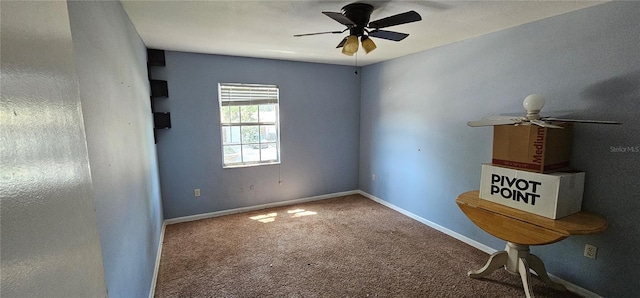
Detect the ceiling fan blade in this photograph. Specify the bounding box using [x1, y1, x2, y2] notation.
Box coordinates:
[530, 119, 564, 129]
[543, 117, 622, 125]
[483, 115, 525, 120]
[294, 30, 345, 37]
[368, 11, 422, 29]
[322, 11, 356, 26]
[368, 30, 409, 41]
[336, 36, 347, 48]
[467, 119, 520, 127]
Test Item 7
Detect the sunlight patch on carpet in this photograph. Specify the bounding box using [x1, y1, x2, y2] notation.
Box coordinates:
[249, 212, 277, 223]
[290, 210, 317, 218]
[249, 209, 318, 223]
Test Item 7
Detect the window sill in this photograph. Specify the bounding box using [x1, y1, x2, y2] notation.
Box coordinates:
[223, 161, 281, 169]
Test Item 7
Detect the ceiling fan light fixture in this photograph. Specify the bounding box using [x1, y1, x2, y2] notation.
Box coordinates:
[342, 35, 359, 56]
[361, 36, 376, 54]
[523, 94, 545, 119]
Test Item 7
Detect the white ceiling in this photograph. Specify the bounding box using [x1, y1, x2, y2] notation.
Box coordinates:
[121, 1, 605, 66]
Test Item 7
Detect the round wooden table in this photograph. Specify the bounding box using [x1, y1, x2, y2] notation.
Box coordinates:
[456, 190, 607, 298]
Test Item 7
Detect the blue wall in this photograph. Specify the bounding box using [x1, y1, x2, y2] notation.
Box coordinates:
[154, 52, 360, 219]
[359, 2, 639, 296]
[68, 2, 164, 297]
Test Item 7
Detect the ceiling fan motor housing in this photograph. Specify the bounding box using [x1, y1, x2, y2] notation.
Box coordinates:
[342, 3, 374, 36]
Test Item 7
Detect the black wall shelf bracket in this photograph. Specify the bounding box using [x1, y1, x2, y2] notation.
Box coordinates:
[154, 112, 171, 129]
[147, 49, 166, 66]
[151, 80, 168, 98]
[147, 48, 169, 144]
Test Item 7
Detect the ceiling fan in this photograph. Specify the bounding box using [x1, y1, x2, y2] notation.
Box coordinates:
[467, 94, 622, 128]
[293, 3, 422, 56]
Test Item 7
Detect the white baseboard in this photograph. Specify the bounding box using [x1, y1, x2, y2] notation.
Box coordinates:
[550, 277, 602, 298]
[164, 190, 359, 225]
[357, 190, 602, 298]
[148, 222, 165, 298]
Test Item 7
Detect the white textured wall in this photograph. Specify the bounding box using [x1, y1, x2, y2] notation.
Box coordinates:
[0, 1, 107, 297]
[67, 2, 164, 297]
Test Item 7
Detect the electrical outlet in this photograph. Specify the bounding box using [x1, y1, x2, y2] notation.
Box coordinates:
[372, 174, 376, 181]
[584, 244, 597, 259]
[194, 189, 201, 197]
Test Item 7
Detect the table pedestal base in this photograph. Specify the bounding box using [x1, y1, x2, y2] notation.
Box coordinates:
[468, 242, 566, 298]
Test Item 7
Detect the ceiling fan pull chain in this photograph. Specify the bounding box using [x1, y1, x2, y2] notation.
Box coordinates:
[354, 51, 358, 75]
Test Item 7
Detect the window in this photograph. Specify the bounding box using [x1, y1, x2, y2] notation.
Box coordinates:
[218, 83, 280, 168]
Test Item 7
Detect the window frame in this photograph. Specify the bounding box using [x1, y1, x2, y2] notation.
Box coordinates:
[218, 83, 281, 168]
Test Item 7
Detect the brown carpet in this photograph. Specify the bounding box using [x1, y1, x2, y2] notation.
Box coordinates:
[154, 194, 579, 297]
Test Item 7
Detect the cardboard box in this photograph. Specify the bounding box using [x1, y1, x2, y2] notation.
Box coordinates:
[479, 164, 584, 219]
[492, 123, 572, 173]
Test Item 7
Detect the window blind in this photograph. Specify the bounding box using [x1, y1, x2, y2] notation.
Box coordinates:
[219, 83, 279, 106]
